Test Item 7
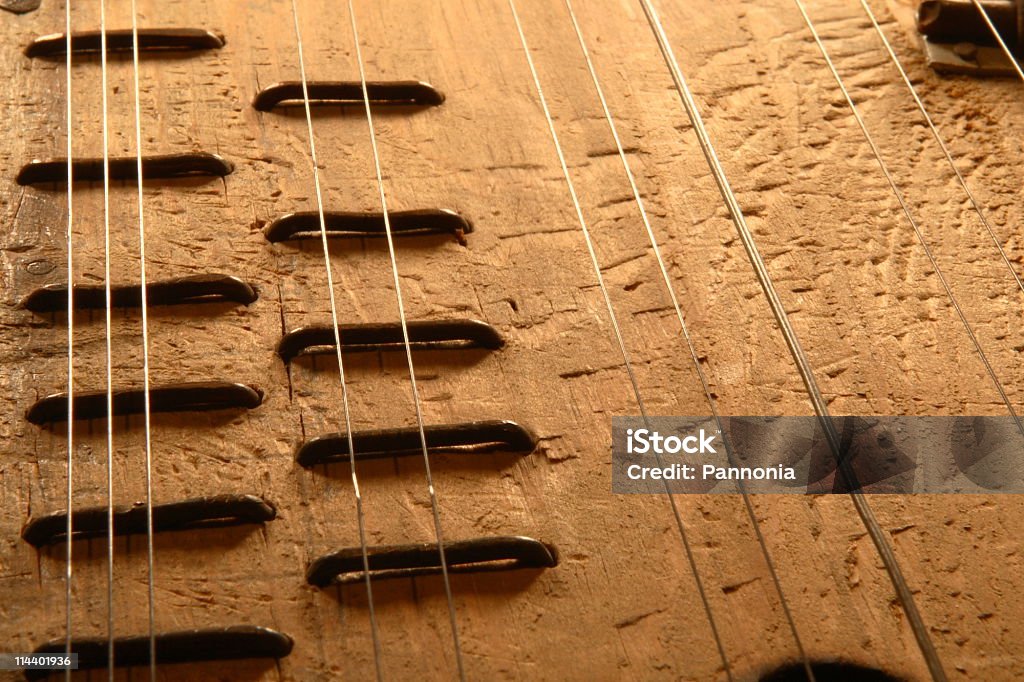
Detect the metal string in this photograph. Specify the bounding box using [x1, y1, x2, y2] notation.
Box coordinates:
[560, 1, 814, 679]
[636, 1, 948, 680]
[98, 0, 116, 677]
[63, 1, 74, 678]
[793, 0, 1023, 441]
[791, 0, 1024, 675]
[970, 0, 1024, 82]
[344, 2, 466, 678]
[505, 2, 733, 679]
[128, 0, 157, 678]
[285, 0, 383, 677]
[858, 0, 1024, 299]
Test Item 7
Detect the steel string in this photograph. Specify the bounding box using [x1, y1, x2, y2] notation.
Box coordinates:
[128, 0, 157, 678]
[792, 0, 1023, 439]
[285, 0, 384, 678]
[505, 1, 734, 679]
[857, 0, 1024, 299]
[63, 1, 75, 678]
[98, 0, 116, 677]
[639, 0, 949, 680]
[560, 1, 815, 678]
[790, 0, 1024, 674]
[344, 1, 466, 678]
[970, 0, 1024, 82]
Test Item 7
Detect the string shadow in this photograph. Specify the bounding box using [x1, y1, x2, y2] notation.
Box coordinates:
[303, 450, 527, 483]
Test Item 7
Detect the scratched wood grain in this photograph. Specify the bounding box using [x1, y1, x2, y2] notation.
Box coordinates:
[1, 0, 1022, 679]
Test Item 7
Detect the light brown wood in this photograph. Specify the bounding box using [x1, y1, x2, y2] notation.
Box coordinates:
[1, 0, 1022, 679]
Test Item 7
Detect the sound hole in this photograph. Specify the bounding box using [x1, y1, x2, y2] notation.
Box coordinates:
[760, 662, 903, 682]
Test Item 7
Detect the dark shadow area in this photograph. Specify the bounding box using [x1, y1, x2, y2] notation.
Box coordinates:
[277, 231, 465, 253]
[310, 449, 526, 482]
[327, 566, 549, 607]
[35, 521, 264, 561]
[760, 661, 904, 682]
[33, 402, 260, 434]
[262, 103, 440, 121]
[291, 346, 495, 374]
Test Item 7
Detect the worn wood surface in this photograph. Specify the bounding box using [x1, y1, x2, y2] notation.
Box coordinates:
[1, 0, 1023, 679]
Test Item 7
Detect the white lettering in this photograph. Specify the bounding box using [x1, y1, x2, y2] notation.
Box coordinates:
[626, 428, 718, 454]
[702, 465, 797, 480]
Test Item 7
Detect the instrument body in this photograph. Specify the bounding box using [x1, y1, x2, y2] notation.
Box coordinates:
[1, 0, 1022, 679]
